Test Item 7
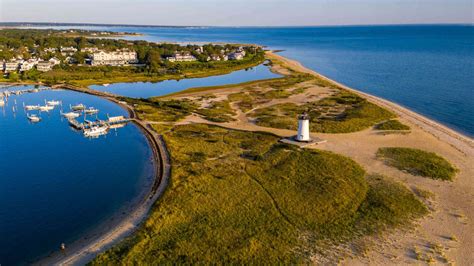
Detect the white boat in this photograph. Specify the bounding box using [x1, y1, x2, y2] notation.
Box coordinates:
[71, 104, 86, 111]
[39, 105, 54, 112]
[84, 107, 99, 115]
[24, 104, 40, 111]
[61, 111, 81, 119]
[27, 114, 41, 122]
[46, 100, 61, 106]
[83, 125, 108, 138]
[0, 98, 5, 107]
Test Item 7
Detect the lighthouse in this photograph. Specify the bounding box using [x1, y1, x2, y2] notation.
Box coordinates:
[296, 113, 311, 142]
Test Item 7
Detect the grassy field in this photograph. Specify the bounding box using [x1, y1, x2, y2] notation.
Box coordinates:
[375, 119, 410, 130]
[92, 124, 427, 264]
[251, 91, 395, 133]
[376, 147, 457, 181]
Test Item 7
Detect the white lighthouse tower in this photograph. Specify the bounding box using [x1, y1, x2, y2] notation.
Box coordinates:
[296, 113, 311, 142]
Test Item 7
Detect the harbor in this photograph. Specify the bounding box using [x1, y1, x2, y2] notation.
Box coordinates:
[1, 84, 131, 139]
[0, 85, 156, 265]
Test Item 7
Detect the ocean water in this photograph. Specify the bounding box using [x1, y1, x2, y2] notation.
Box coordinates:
[89, 63, 280, 98]
[36, 25, 474, 136]
[0, 86, 154, 265]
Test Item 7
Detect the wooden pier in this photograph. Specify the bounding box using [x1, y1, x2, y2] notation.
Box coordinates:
[68, 116, 132, 130]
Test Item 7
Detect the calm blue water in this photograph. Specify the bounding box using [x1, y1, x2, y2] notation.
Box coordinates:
[0, 86, 153, 265]
[33, 25, 474, 136]
[89, 63, 279, 98]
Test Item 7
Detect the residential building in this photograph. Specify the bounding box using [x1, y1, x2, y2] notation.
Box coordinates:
[90, 49, 138, 66]
[60, 46, 78, 56]
[228, 52, 245, 60]
[166, 52, 197, 62]
[37, 61, 54, 72]
[44, 47, 57, 53]
[49, 57, 61, 66]
[81, 47, 100, 53]
[20, 59, 40, 72]
[3, 60, 22, 72]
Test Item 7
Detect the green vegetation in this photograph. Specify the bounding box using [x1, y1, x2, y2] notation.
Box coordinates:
[92, 124, 426, 264]
[195, 100, 236, 122]
[127, 98, 198, 122]
[0, 29, 265, 85]
[375, 119, 410, 130]
[251, 91, 395, 133]
[376, 147, 457, 180]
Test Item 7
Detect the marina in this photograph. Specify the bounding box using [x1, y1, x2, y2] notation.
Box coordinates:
[0, 86, 154, 265]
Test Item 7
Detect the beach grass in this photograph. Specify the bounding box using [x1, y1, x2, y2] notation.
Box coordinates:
[376, 147, 457, 181]
[251, 91, 395, 133]
[92, 124, 427, 264]
[375, 119, 410, 130]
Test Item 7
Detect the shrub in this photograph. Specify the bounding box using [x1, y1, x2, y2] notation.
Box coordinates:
[376, 147, 457, 180]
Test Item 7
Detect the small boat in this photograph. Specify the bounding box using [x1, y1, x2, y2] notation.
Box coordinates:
[71, 104, 86, 111]
[83, 125, 108, 138]
[24, 104, 40, 111]
[27, 114, 41, 122]
[46, 100, 61, 106]
[61, 111, 81, 119]
[0, 98, 5, 107]
[84, 107, 99, 115]
[39, 105, 54, 112]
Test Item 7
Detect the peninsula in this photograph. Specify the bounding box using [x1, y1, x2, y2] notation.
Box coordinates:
[1, 28, 472, 265]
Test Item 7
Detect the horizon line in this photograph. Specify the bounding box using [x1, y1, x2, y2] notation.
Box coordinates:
[1, 21, 473, 29]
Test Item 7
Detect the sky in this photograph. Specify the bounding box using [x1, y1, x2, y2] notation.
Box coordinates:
[0, 0, 472, 26]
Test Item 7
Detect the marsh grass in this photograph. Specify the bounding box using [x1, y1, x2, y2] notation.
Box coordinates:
[375, 120, 410, 131]
[92, 124, 427, 264]
[195, 100, 237, 122]
[376, 147, 457, 181]
[252, 91, 395, 133]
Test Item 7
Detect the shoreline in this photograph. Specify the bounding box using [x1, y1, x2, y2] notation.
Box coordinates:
[4, 51, 472, 264]
[266, 51, 474, 156]
[35, 86, 171, 265]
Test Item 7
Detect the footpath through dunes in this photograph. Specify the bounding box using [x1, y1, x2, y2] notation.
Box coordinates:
[92, 124, 427, 264]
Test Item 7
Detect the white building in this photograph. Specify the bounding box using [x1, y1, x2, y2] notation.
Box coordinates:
[37, 61, 54, 72]
[44, 47, 57, 53]
[60, 46, 78, 56]
[90, 50, 138, 66]
[228, 52, 245, 60]
[19, 59, 40, 72]
[3, 60, 22, 72]
[81, 47, 100, 53]
[49, 57, 61, 66]
[296, 113, 311, 142]
[166, 52, 197, 62]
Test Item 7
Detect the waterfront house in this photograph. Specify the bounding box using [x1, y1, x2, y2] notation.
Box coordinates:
[19, 59, 40, 72]
[90, 49, 138, 66]
[36, 61, 54, 72]
[3, 60, 22, 72]
[228, 52, 245, 60]
[166, 52, 197, 62]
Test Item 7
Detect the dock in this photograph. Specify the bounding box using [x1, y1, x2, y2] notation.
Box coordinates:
[68, 116, 132, 130]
